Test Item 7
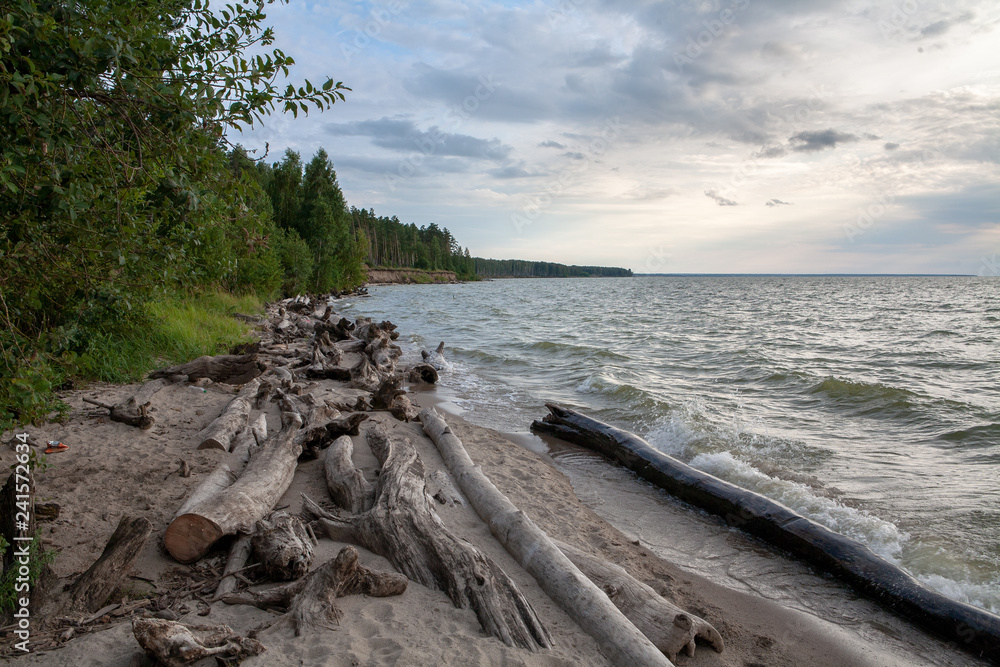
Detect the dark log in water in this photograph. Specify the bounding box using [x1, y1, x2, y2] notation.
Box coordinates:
[531, 404, 1000, 664]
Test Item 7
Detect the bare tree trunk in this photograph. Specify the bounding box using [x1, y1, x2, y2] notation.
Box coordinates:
[306, 424, 552, 652]
[63, 515, 153, 614]
[420, 407, 673, 667]
[194, 378, 261, 451]
[555, 540, 724, 662]
[150, 353, 263, 385]
[213, 534, 252, 601]
[164, 410, 303, 564]
[324, 435, 373, 514]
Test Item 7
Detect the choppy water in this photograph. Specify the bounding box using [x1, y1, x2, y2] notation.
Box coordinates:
[342, 276, 1000, 615]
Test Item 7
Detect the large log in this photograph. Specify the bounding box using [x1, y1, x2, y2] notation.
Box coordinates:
[132, 618, 265, 666]
[64, 515, 153, 613]
[222, 545, 407, 637]
[306, 424, 552, 651]
[194, 378, 261, 451]
[164, 410, 303, 564]
[531, 404, 1000, 664]
[555, 540, 724, 662]
[81, 379, 167, 429]
[149, 353, 263, 385]
[420, 407, 672, 667]
[324, 435, 374, 514]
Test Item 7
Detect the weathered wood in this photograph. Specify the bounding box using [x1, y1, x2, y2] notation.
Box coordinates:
[371, 375, 404, 410]
[149, 353, 263, 385]
[132, 618, 264, 666]
[64, 515, 153, 613]
[222, 545, 407, 637]
[194, 378, 261, 451]
[348, 354, 380, 391]
[164, 410, 303, 564]
[83, 379, 168, 430]
[556, 540, 724, 662]
[309, 424, 552, 651]
[213, 534, 252, 601]
[1, 471, 34, 575]
[421, 407, 672, 667]
[325, 435, 374, 514]
[407, 363, 439, 384]
[421, 341, 446, 369]
[531, 403, 1000, 665]
[251, 511, 314, 581]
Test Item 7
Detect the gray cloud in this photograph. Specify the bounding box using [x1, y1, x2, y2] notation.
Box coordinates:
[539, 140, 566, 149]
[766, 199, 793, 207]
[326, 118, 512, 161]
[884, 142, 900, 150]
[705, 190, 738, 206]
[789, 129, 858, 152]
[755, 145, 788, 159]
[919, 12, 974, 39]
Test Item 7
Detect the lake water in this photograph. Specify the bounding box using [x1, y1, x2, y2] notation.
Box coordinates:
[341, 276, 1000, 617]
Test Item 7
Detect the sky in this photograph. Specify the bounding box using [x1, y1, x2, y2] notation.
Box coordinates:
[234, 0, 1000, 274]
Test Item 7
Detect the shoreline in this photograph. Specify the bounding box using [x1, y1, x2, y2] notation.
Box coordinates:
[0, 300, 990, 666]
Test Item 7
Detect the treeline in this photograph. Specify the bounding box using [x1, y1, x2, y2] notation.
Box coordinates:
[350, 208, 475, 279]
[473, 259, 633, 278]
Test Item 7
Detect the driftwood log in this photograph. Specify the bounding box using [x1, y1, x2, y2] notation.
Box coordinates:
[132, 618, 264, 666]
[420, 407, 673, 667]
[174, 416, 267, 519]
[421, 341, 446, 369]
[81, 379, 167, 429]
[531, 404, 1000, 664]
[325, 435, 374, 514]
[306, 424, 552, 651]
[213, 534, 253, 601]
[295, 413, 369, 459]
[407, 363, 439, 384]
[556, 540, 724, 662]
[251, 511, 314, 581]
[164, 409, 303, 564]
[63, 515, 153, 614]
[221, 545, 407, 636]
[194, 378, 261, 451]
[150, 353, 263, 385]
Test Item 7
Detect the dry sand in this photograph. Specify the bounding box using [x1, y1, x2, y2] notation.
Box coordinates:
[0, 366, 987, 665]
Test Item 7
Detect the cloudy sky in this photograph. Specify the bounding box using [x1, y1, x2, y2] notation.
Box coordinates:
[235, 0, 1000, 274]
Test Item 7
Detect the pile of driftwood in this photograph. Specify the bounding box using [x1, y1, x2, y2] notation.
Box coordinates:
[30, 293, 724, 666]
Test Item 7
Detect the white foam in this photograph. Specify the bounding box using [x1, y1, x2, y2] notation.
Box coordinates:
[688, 451, 909, 561]
[917, 573, 1000, 615]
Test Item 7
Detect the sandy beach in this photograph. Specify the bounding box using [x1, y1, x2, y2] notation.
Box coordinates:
[0, 302, 991, 666]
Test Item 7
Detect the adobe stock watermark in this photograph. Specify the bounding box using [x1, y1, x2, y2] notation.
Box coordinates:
[643, 245, 672, 273]
[705, 84, 833, 204]
[337, 0, 407, 64]
[842, 148, 943, 243]
[674, 0, 751, 72]
[510, 116, 622, 233]
[875, 0, 922, 39]
[979, 254, 999, 277]
[382, 74, 500, 192]
[547, 0, 585, 28]
[10, 433, 34, 653]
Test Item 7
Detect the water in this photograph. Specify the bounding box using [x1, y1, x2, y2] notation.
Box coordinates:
[341, 276, 1000, 616]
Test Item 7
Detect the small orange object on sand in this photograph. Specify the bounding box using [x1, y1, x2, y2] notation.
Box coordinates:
[45, 441, 69, 454]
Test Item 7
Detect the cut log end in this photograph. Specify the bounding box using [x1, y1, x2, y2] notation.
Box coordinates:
[164, 514, 225, 564]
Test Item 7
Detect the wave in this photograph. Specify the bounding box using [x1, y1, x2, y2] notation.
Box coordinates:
[527, 340, 630, 361]
[805, 376, 920, 417]
[936, 423, 1000, 447]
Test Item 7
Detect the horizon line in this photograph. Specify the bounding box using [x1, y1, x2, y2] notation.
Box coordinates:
[631, 273, 980, 277]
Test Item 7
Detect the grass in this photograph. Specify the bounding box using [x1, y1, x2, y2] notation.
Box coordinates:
[76, 289, 264, 385]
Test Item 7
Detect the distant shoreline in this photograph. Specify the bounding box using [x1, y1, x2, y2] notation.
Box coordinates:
[634, 273, 977, 277]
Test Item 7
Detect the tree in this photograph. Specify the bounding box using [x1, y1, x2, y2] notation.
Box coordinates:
[0, 0, 349, 426]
